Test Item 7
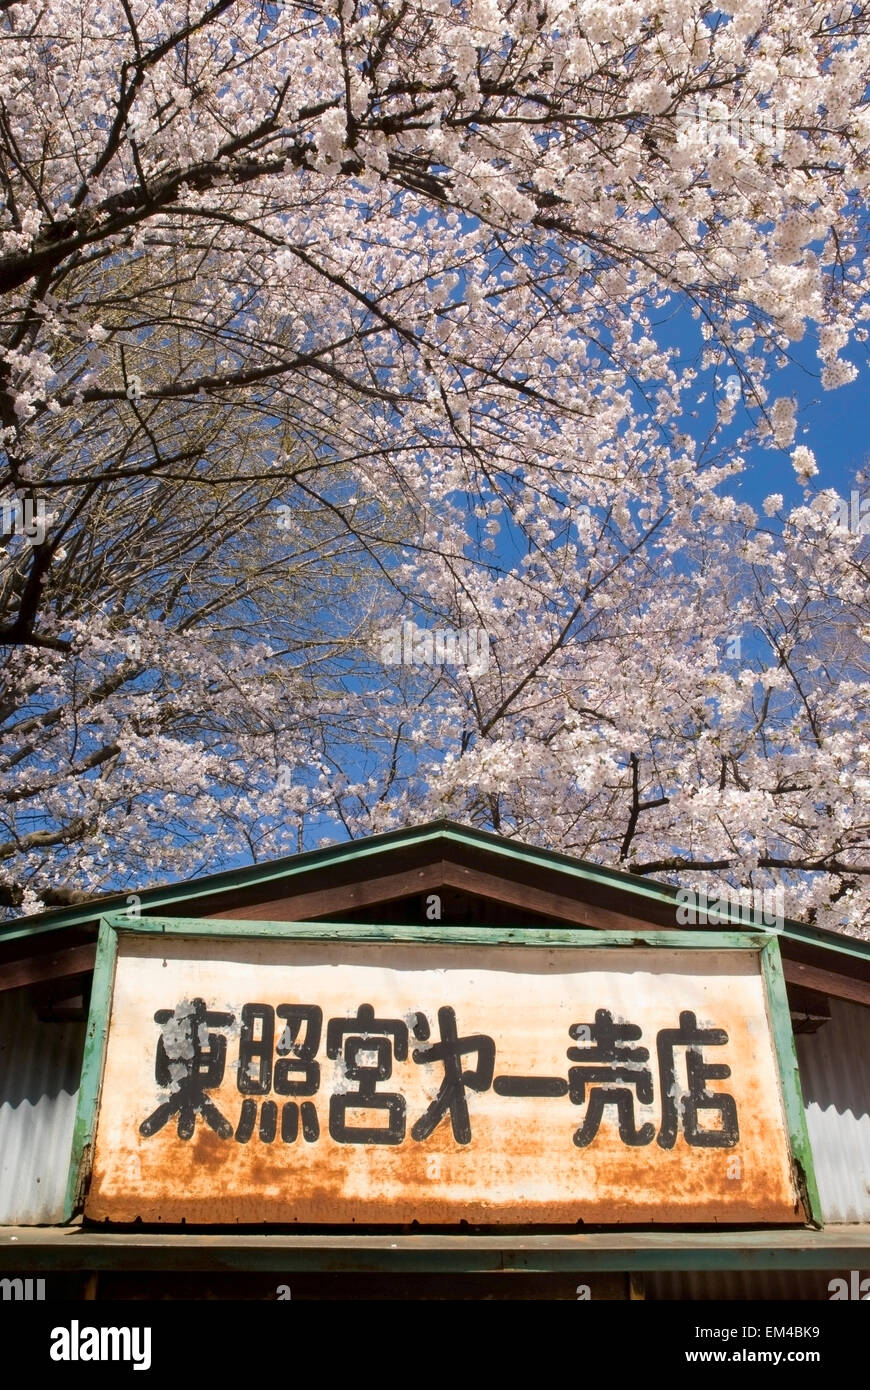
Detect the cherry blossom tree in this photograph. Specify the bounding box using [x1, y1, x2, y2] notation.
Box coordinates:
[1, 0, 870, 932]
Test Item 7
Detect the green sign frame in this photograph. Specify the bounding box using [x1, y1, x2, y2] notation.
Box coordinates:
[65, 916, 821, 1229]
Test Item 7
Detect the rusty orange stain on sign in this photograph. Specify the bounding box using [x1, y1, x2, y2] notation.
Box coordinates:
[85, 940, 806, 1225]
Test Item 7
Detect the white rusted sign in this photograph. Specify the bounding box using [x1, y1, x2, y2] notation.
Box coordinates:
[82, 933, 811, 1224]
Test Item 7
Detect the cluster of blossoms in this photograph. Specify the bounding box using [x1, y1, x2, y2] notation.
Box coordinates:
[0, 3, 868, 933]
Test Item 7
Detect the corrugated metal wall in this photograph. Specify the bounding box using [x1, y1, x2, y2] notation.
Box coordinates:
[0, 986, 85, 1224]
[795, 997, 870, 1224]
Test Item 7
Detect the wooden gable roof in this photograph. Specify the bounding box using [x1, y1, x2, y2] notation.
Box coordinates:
[1, 820, 869, 1012]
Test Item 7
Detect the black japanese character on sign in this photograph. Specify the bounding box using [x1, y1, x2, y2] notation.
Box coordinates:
[656, 1010, 739, 1149]
[235, 1003, 323, 1144]
[326, 1003, 409, 1144]
[411, 1006, 495, 1145]
[139, 998, 234, 1140]
[567, 1008, 655, 1147]
[493, 1074, 569, 1097]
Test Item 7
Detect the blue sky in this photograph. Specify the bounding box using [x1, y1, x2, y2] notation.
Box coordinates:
[720, 334, 869, 512]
